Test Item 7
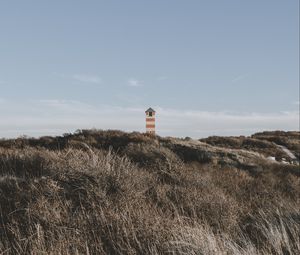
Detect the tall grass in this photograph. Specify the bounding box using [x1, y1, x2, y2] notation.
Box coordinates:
[0, 131, 299, 254]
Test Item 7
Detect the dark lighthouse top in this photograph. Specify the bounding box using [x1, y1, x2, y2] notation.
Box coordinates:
[145, 107, 155, 113]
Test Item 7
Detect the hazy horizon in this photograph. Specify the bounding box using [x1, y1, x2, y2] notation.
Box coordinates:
[0, 0, 299, 138]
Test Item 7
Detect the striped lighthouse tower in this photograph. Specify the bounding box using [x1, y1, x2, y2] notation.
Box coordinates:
[145, 107, 156, 135]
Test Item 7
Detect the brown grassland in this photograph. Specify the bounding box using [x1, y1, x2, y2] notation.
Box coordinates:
[0, 130, 299, 254]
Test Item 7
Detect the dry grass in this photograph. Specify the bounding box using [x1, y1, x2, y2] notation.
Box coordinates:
[0, 130, 299, 254]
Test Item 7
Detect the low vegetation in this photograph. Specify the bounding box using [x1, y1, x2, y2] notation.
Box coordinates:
[201, 131, 300, 163]
[0, 130, 299, 254]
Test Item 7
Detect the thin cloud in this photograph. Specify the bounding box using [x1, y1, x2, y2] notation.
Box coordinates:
[156, 107, 299, 137]
[0, 101, 299, 138]
[55, 73, 101, 84]
[71, 74, 101, 84]
[38, 99, 95, 113]
[128, 78, 143, 87]
[39, 99, 85, 107]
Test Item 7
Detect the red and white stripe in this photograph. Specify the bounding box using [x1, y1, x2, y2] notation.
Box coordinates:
[146, 116, 155, 134]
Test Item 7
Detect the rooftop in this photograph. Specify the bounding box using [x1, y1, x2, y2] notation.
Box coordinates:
[145, 107, 155, 113]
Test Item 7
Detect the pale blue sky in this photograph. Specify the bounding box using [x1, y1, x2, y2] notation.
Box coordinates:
[0, 0, 299, 137]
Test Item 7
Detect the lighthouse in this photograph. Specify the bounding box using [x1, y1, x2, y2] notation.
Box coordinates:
[145, 107, 156, 135]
